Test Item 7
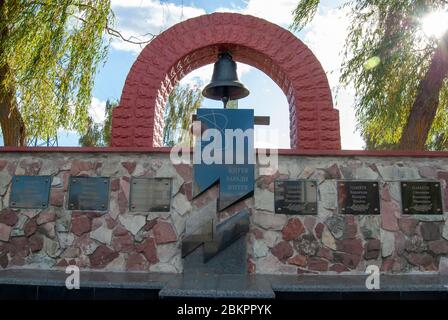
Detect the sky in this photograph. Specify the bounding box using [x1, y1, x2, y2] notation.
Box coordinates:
[58, 0, 365, 149]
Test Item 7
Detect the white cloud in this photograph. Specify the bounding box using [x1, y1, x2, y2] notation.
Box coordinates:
[109, 0, 298, 54]
[89, 97, 107, 124]
[110, 0, 205, 53]
[216, 0, 297, 26]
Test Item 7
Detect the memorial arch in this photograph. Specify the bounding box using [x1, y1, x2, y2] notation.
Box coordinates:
[111, 12, 341, 150]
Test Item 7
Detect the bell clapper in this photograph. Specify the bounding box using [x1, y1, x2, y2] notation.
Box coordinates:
[222, 96, 229, 108]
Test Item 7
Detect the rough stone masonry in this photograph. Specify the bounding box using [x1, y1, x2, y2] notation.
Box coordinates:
[0, 151, 447, 275]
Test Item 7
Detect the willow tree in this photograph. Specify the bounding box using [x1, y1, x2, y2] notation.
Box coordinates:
[292, 1, 448, 150]
[0, 0, 112, 146]
[163, 83, 203, 147]
[79, 99, 116, 147]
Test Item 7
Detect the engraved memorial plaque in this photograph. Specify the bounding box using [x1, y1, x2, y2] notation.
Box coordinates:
[68, 177, 109, 211]
[401, 181, 443, 215]
[338, 181, 380, 215]
[130, 178, 172, 212]
[10, 176, 51, 209]
[274, 180, 317, 214]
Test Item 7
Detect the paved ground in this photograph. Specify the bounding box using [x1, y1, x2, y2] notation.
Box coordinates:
[0, 269, 447, 299]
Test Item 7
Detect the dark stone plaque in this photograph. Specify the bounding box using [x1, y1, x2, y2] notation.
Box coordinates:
[68, 177, 109, 211]
[338, 181, 380, 215]
[274, 180, 317, 214]
[129, 178, 172, 212]
[401, 181, 443, 215]
[10, 176, 51, 209]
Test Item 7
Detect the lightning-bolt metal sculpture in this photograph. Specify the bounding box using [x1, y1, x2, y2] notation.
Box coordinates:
[192, 108, 254, 211]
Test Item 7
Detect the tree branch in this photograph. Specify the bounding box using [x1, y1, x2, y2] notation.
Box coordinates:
[74, 15, 156, 45]
[105, 25, 156, 45]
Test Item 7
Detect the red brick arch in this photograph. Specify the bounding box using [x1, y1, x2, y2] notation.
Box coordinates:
[111, 12, 341, 150]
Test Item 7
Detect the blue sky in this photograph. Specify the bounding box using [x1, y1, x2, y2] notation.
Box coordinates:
[59, 0, 364, 149]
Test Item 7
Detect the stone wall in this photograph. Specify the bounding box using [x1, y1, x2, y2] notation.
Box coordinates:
[0, 151, 447, 275]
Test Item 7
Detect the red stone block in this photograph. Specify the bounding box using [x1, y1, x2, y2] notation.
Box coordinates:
[307, 257, 329, 272]
[50, 189, 65, 207]
[282, 218, 305, 241]
[0, 253, 8, 268]
[70, 214, 92, 236]
[174, 164, 193, 182]
[381, 201, 400, 231]
[405, 252, 434, 267]
[36, 210, 56, 225]
[337, 238, 364, 256]
[428, 240, 448, 255]
[398, 219, 419, 236]
[136, 237, 158, 264]
[29, 234, 43, 252]
[364, 239, 381, 260]
[110, 178, 120, 192]
[0, 223, 12, 242]
[117, 190, 128, 214]
[420, 222, 441, 241]
[126, 253, 148, 271]
[153, 221, 177, 244]
[121, 162, 137, 175]
[0, 160, 7, 172]
[317, 247, 333, 260]
[271, 241, 293, 262]
[89, 245, 119, 269]
[0, 209, 18, 226]
[314, 223, 324, 239]
[24, 219, 37, 237]
[381, 257, 395, 272]
[111, 232, 135, 253]
[333, 252, 361, 269]
[287, 255, 307, 267]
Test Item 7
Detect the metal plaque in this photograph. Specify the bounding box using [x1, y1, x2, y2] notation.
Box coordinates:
[401, 181, 443, 215]
[130, 178, 172, 212]
[68, 177, 109, 211]
[274, 180, 317, 214]
[10, 176, 51, 209]
[338, 181, 380, 215]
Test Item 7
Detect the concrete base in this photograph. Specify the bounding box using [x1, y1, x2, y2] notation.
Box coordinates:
[0, 269, 447, 300]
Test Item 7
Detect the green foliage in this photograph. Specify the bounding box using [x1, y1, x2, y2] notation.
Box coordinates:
[163, 82, 203, 147]
[291, 0, 320, 32]
[291, 0, 448, 149]
[78, 99, 116, 147]
[79, 83, 203, 148]
[0, 0, 112, 143]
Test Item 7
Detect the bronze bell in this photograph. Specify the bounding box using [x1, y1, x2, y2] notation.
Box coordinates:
[202, 52, 249, 108]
